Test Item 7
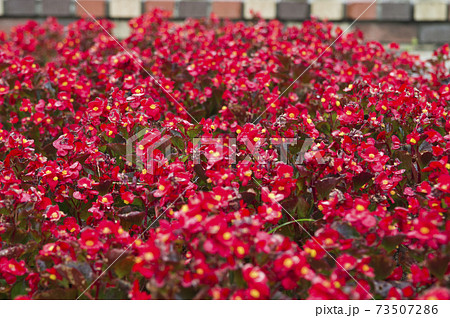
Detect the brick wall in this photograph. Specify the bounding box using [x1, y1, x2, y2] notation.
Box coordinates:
[0, 0, 449, 44]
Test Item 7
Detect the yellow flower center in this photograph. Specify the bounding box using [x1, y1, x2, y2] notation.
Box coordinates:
[324, 238, 334, 245]
[249, 270, 259, 279]
[222, 232, 232, 240]
[236, 246, 245, 255]
[250, 289, 260, 298]
[283, 258, 293, 268]
[144, 252, 154, 261]
[420, 227, 430, 235]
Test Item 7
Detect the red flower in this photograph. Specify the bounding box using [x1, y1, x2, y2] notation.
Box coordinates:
[286, 106, 299, 120]
[46, 267, 62, 281]
[121, 191, 136, 204]
[98, 194, 114, 206]
[53, 133, 74, 156]
[154, 179, 171, 198]
[79, 229, 103, 252]
[357, 258, 374, 278]
[437, 174, 450, 193]
[242, 264, 268, 285]
[88, 98, 106, 117]
[0, 12, 449, 301]
[418, 287, 450, 300]
[77, 177, 93, 189]
[336, 254, 357, 271]
[406, 132, 420, 146]
[0, 258, 27, 284]
[386, 287, 402, 300]
[45, 205, 66, 222]
[360, 145, 383, 163]
[129, 280, 152, 300]
[391, 135, 401, 149]
[410, 265, 431, 286]
[408, 218, 443, 242]
[60, 217, 80, 235]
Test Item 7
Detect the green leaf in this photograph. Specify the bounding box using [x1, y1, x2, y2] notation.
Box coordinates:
[335, 223, 359, 239]
[274, 53, 291, 69]
[55, 265, 87, 290]
[177, 123, 186, 135]
[193, 164, 207, 181]
[34, 288, 78, 300]
[371, 255, 395, 280]
[180, 155, 189, 162]
[187, 125, 203, 139]
[230, 269, 245, 288]
[427, 255, 449, 280]
[418, 151, 433, 169]
[295, 196, 311, 219]
[381, 234, 406, 253]
[394, 150, 412, 171]
[315, 177, 340, 199]
[97, 180, 112, 195]
[240, 191, 256, 205]
[268, 219, 315, 234]
[107, 143, 126, 156]
[171, 136, 185, 150]
[103, 284, 130, 300]
[83, 166, 96, 176]
[0, 245, 25, 259]
[10, 277, 27, 299]
[352, 171, 373, 191]
[113, 255, 135, 279]
[331, 112, 337, 126]
[316, 122, 331, 135]
[74, 153, 90, 165]
[118, 211, 146, 230]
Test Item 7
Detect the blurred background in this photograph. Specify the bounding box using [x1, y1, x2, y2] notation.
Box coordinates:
[0, 0, 449, 55]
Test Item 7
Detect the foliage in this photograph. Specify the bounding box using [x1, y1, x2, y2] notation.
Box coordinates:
[0, 11, 449, 300]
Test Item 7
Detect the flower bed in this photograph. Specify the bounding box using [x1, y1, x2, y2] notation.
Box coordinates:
[0, 10, 449, 300]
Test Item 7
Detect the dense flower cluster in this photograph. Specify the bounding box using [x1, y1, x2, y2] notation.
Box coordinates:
[0, 11, 449, 300]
